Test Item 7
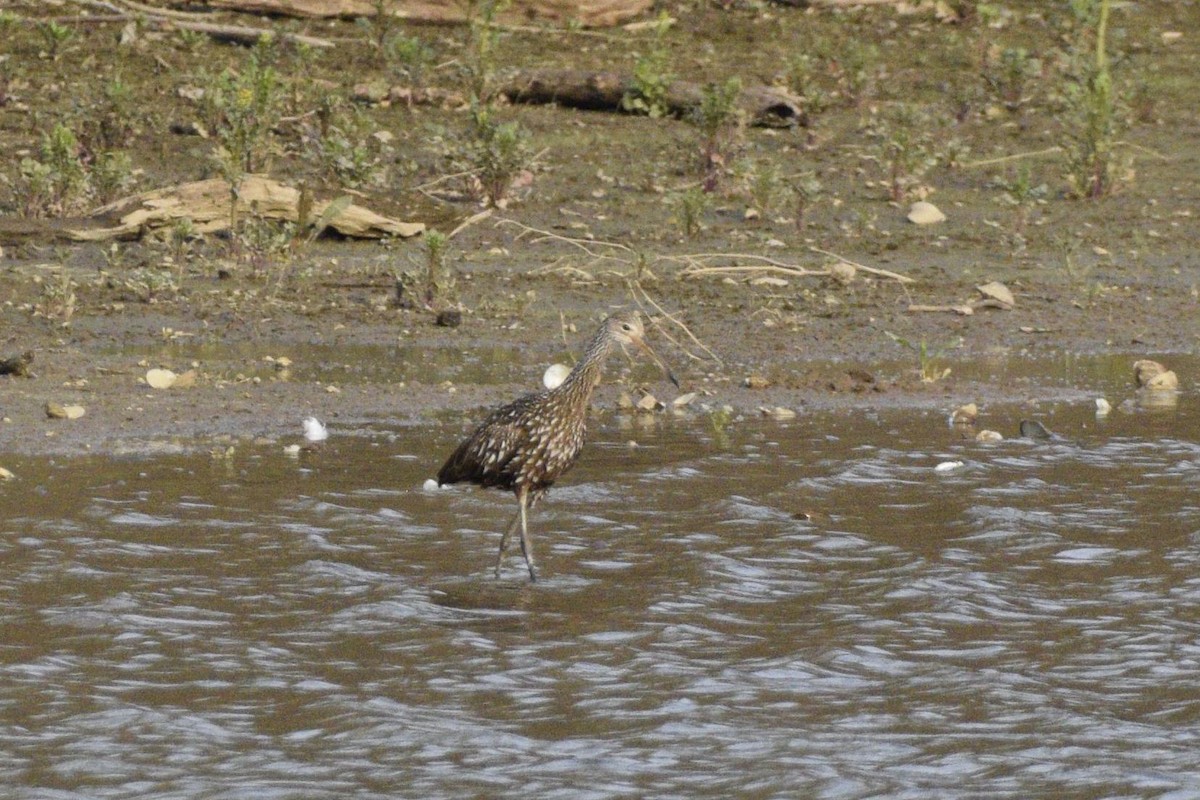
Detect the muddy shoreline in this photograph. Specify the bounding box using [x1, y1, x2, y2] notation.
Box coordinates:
[1, 2, 1197, 457]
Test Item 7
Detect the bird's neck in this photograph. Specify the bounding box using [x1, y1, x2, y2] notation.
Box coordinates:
[557, 326, 614, 404]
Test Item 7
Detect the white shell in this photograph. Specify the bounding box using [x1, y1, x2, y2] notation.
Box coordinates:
[146, 368, 178, 389]
[907, 201, 946, 225]
[543, 363, 571, 390]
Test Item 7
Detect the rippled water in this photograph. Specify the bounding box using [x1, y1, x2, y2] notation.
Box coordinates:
[3, 395, 1200, 798]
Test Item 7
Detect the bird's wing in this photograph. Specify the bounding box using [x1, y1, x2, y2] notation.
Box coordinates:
[437, 401, 535, 487]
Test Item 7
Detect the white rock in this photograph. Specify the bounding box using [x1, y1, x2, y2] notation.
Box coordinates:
[543, 363, 571, 390]
[934, 460, 965, 472]
[302, 417, 329, 442]
[907, 201, 946, 225]
[1095, 397, 1112, 416]
[422, 478, 440, 492]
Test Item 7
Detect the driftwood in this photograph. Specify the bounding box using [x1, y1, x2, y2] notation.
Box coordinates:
[173, 0, 652, 27]
[62, 0, 337, 46]
[498, 69, 805, 128]
[66, 176, 425, 242]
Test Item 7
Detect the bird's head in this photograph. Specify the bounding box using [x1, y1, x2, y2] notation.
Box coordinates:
[606, 311, 679, 388]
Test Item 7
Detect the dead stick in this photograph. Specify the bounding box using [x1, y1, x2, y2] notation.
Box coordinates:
[807, 246, 914, 284]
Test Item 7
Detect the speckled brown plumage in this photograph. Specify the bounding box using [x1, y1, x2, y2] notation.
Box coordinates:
[438, 311, 673, 580]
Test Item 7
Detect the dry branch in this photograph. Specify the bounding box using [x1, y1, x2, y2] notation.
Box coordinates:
[498, 69, 805, 128]
[159, 0, 652, 27]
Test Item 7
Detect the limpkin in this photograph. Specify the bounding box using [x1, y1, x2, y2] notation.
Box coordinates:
[437, 311, 677, 580]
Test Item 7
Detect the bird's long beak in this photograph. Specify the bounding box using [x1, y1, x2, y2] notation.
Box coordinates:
[632, 336, 680, 389]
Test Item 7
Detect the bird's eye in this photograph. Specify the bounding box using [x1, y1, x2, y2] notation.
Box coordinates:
[621, 323, 633, 331]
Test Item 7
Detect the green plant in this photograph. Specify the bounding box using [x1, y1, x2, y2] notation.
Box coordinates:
[18, 123, 89, 217]
[423, 229, 456, 304]
[205, 35, 284, 177]
[96, 74, 138, 150]
[996, 165, 1047, 244]
[176, 27, 206, 51]
[739, 159, 783, 214]
[1062, 0, 1129, 198]
[885, 331, 960, 383]
[867, 104, 939, 203]
[671, 187, 710, 238]
[314, 107, 381, 189]
[785, 54, 832, 119]
[386, 32, 434, 84]
[464, 0, 510, 103]
[621, 12, 674, 118]
[91, 150, 135, 203]
[37, 21, 74, 62]
[983, 46, 1042, 111]
[466, 103, 531, 207]
[834, 40, 879, 106]
[36, 271, 78, 325]
[691, 77, 744, 191]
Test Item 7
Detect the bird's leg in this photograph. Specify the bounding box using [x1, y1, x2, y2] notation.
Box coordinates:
[495, 506, 522, 578]
[517, 491, 537, 581]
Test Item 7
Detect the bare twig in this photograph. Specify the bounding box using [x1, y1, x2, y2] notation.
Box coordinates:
[961, 147, 1063, 169]
[807, 246, 915, 284]
[447, 209, 493, 240]
[628, 281, 721, 366]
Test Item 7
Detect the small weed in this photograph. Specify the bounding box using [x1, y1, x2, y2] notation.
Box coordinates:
[121, 267, 181, 304]
[419, 229, 456, 306]
[886, 331, 960, 383]
[465, 103, 531, 207]
[1062, 0, 1130, 198]
[91, 150, 136, 204]
[833, 40, 879, 106]
[385, 32, 434, 84]
[671, 187, 711, 238]
[95, 74, 138, 150]
[691, 77, 744, 191]
[176, 27, 206, 51]
[983, 46, 1042, 112]
[313, 106, 381, 189]
[37, 21, 74, 62]
[867, 105, 939, 203]
[36, 271, 78, 325]
[621, 12, 674, 118]
[738, 159, 783, 215]
[464, 0, 510, 103]
[791, 171, 823, 232]
[995, 165, 1047, 244]
[204, 35, 284, 177]
[785, 54, 832, 120]
[18, 123, 89, 217]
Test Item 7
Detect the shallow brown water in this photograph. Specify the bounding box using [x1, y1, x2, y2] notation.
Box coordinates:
[2, 387, 1200, 798]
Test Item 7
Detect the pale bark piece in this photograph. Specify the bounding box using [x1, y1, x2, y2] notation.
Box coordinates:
[198, 0, 652, 27]
[68, 176, 425, 242]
